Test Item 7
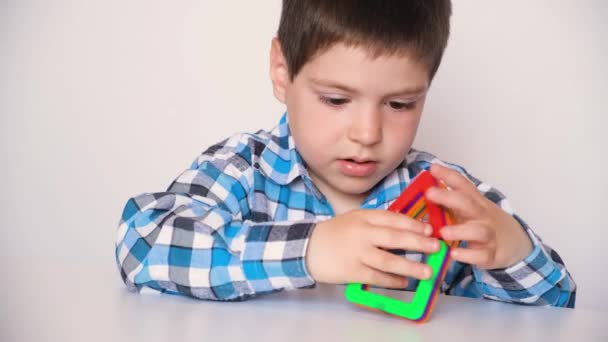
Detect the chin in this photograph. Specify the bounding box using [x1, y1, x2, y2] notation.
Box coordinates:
[336, 178, 378, 196]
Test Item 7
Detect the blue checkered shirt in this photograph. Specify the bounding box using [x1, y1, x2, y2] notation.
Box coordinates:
[116, 113, 576, 307]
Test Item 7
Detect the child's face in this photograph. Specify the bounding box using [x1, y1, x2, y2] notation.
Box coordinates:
[270, 39, 429, 202]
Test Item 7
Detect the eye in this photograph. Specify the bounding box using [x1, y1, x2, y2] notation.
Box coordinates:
[319, 95, 350, 107]
[386, 100, 417, 111]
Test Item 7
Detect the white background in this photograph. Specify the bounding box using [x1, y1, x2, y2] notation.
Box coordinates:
[1, 0, 606, 311]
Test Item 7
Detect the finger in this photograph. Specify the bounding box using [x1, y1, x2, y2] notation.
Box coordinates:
[429, 163, 478, 195]
[359, 266, 410, 289]
[362, 248, 433, 280]
[440, 223, 494, 243]
[370, 227, 441, 254]
[451, 247, 495, 268]
[425, 186, 482, 219]
[365, 210, 432, 236]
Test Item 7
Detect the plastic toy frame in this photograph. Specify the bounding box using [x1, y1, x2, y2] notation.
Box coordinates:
[344, 170, 459, 322]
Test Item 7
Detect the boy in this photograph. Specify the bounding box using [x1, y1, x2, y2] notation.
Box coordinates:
[116, 0, 576, 307]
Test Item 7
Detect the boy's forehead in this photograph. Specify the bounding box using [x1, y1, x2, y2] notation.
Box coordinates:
[300, 43, 430, 92]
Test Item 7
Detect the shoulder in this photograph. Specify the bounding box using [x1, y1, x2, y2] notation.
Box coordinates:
[405, 148, 510, 208]
[404, 148, 479, 185]
[190, 130, 273, 172]
[404, 148, 465, 172]
[166, 131, 273, 211]
[168, 131, 276, 193]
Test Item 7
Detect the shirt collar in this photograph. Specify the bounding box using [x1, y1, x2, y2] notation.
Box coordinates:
[258, 113, 310, 185]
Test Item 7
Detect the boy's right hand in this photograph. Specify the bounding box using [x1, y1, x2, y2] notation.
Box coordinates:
[305, 209, 440, 288]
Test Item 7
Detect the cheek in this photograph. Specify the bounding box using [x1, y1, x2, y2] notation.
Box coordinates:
[299, 118, 342, 153]
[292, 101, 343, 143]
[288, 110, 340, 159]
[383, 116, 421, 153]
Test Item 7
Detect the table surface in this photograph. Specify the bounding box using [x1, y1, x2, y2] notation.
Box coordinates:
[2, 256, 607, 342]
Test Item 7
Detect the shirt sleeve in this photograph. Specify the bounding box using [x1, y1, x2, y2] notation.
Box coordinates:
[439, 165, 577, 308]
[115, 140, 317, 301]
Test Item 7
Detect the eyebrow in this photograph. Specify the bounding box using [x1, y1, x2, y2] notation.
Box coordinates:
[308, 77, 428, 97]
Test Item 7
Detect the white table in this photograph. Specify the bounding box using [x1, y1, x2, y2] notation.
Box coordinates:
[2, 255, 607, 342]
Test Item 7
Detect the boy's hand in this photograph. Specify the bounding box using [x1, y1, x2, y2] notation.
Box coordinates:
[306, 209, 440, 288]
[425, 164, 533, 270]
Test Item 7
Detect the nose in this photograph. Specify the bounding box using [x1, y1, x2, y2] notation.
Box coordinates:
[347, 107, 383, 146]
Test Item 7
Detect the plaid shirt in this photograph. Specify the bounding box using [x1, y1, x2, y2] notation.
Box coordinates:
[116, 113, 576, 307]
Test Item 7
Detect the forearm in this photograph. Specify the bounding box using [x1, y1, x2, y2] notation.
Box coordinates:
[471, 217, 576, 308]
[443, 217, 576, 308]
[440, 165, 576, 307]
[115, 192, 318, 301]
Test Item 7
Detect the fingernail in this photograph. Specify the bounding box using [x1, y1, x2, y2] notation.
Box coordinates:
[428, 239, 439, 250]
[424, 267, 432, 279]
[424, 224, 433, 236]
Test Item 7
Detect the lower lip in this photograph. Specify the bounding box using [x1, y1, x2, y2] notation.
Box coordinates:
[338, 160, 378, 177]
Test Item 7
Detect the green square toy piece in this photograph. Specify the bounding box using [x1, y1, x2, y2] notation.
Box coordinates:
[345, 240, 449, 321]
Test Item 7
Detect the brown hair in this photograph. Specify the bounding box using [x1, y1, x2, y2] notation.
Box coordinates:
[277, 0, 452, 81]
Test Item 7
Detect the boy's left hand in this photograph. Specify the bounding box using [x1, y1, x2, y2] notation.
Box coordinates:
[425, 163, 533, 270]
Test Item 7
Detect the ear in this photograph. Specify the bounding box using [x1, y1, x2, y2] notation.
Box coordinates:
[269, 37, 290, 104]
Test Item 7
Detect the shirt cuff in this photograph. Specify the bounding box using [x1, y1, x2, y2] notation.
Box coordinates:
[241, 220, 317, 293]
[472, 240, 564, 304]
